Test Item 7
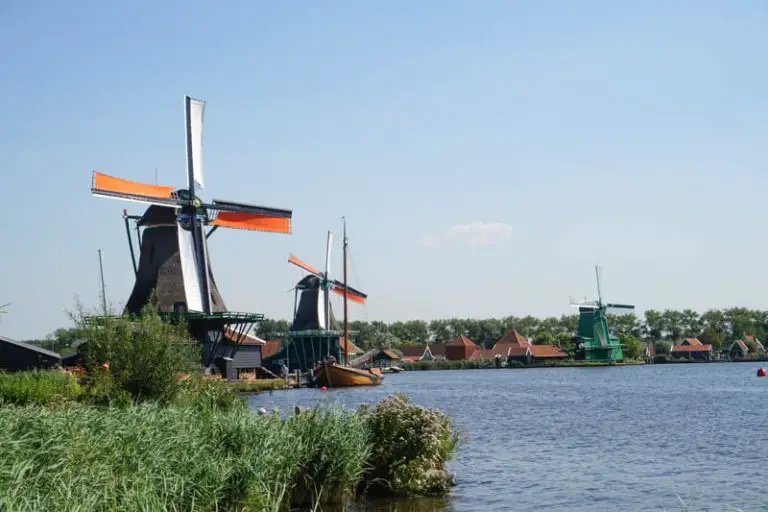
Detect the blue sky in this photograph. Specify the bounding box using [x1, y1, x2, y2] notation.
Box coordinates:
[1, 0, 767, 340]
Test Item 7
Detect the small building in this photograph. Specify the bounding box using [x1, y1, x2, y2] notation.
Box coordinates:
[429, 343, 447, 360]
[728, 339, 750, 360]
[0, 336, 62, 371]
[670, 338, 712, 361]
[743, 335, 765, 354]
[444, 335, 478, 361]
[398, 344, 441, 363]
[371, 349, 402, 368]
[212, 328, 267, 380]
[493, 329, 567, 364]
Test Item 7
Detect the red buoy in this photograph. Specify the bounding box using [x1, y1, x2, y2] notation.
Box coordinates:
[757, 368, 766, 377]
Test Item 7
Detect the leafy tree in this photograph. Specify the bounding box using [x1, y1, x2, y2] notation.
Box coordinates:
[533, 331, 554, 346]
[619, 333, 642, 360]
[653, 340, 672, 356]
[644, 309, 664, 340]
[699, 327, 723, 352]
[554, 332, 575, 356]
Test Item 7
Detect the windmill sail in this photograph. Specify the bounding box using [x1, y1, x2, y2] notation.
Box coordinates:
[177, 221, 204, 312]
[92, 95, 292, 318]
[185, 96, 205, 191]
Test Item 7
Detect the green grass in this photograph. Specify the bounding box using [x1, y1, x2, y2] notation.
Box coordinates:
[0, 387, 459, 511]
[0, 371, 83, 406]
[226, 378, 289, 393]
[0, 403, 369, 511]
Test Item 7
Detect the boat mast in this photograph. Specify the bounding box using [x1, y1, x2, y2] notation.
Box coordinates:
[342, 216, 349, 365]
[98, 249, 108, 316]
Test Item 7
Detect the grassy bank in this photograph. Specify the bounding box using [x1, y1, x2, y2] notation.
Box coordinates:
[399, 358, 648, 371]
[0, 371, 459, 511]
[227, 378, 289, 393]
[0, 309, 460, 509]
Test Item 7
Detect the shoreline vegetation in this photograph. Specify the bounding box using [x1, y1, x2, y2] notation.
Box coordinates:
[0, 308, 461, 511]
[25, 307, 768, 363]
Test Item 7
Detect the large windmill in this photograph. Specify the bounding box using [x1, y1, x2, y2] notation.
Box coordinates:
[276, 230, 367, 372]
[90, 95, 292, 371]
[569, 266, 634, 362]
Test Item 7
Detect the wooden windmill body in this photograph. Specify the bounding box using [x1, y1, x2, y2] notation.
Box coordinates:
[90, 96, 292, 377]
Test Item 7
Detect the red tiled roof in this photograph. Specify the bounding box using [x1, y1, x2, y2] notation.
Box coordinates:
[398, 345, 429, 358]
[671, 344, 712, 353]
[429, 344, 447, 356]
[681, 338, 702, 346]
[262, 340, 282, 358]
[531, 345, 567, 358]
[380, 349, 401, 360]
[494, 330, 530, 348]
[468, 349, 498, 360]
[446, 335, 477, 347]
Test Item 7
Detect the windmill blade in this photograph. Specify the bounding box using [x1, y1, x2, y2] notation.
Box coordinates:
[595, 266, 603, 304]
[288, 254, 322, 277]
[329, 281, 367, 304]
[185, 96, 205, 191]
[177, 220, 205, 312]
[208, 199, 292, 234]
[91, 171, 182, 207]
[606, 303, 635, 310]
[325, 231, 333, 277]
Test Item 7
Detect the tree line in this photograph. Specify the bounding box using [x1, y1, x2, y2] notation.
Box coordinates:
[25, 307, 764, 357]
[254, 307, 767, 354]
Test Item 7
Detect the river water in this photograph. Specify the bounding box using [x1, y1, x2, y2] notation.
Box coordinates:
[248, 363, 768, 511]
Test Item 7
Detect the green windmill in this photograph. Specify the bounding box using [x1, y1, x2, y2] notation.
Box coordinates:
[569, 266, 634, 362]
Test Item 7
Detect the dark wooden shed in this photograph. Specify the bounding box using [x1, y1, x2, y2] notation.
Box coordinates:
[0, 336, 62, 371]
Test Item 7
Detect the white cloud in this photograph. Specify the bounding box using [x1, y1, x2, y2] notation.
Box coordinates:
[420, 221, 514, 248]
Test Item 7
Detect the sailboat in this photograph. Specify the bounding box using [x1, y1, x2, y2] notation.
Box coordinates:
[310, 219, 382, 387]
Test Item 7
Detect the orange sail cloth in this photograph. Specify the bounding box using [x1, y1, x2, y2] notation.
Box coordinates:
[332, 286, 366, 304]
[211, 211, 291, 234]
[288, 254, 322, 275]
[92, 171, 175, 201]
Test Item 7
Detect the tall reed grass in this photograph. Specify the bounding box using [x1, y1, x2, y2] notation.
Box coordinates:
[0, 403, 368, 511]
[0, 393, 457, 511]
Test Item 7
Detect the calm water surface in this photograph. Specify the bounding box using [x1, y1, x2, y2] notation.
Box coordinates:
[248, 363, 768, 511]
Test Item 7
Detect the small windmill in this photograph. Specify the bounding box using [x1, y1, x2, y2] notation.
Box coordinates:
[281, 231, 367, 370]
[569, 266, 634, 362]
[90, 95, 292, 368]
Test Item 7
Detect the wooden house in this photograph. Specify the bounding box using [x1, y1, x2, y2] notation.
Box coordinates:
[371, 349, 402, 368]
[670, 338, 712, 361]
[444, 335, 478, 361]
[216, 328, 267, 380]
[398, 344, 434, 363]
[0, 335, 61, 371]
[493, 329, 567, 364]
[728, 339, 750, 360]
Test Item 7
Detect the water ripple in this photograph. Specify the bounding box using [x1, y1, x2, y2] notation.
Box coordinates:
[249, 363, 768, 511]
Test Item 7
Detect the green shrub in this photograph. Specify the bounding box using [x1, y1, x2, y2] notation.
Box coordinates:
[0, 371, 83, 406]
[363, 393, 460, 497]
[173, 375, 246, 412]
[75, 303, 199, 402]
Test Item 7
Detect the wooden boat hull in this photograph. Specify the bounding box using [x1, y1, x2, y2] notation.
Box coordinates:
[315, 363, 384, 387]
